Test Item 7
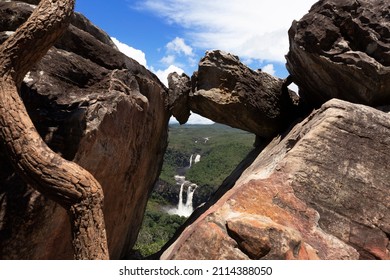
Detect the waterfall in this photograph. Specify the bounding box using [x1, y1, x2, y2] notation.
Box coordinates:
[185, 184, 197, 210]
[194, 154, 201, 164]
[169, 168, 199, 217]
[177, 182, 185, 213]
[168, 178, 198, 217]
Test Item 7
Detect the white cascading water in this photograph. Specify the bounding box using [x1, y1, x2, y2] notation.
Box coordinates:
[194, 154, 201, 164]
[189, 154, 193, 168]
[185, 184, 197, 210]
[177, 182, 185, 214]
[169, 179, 198, 217]
[168, 156, 200, 217]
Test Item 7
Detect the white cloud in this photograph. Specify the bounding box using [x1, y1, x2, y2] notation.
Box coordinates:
[188, 57, 198, 68]
[111, 37, 148, 68]
[137, 0, 316, 63]
[187, 113, 215, 125]
[160, 55, 176, 65]
[159, 37, 196, 69]
[262, 64, 276, 76]
[169, 113, 215, 125]
[152, 65, 185, 87]
[288, 82, 299, 93]
[166, 37, 194, 57]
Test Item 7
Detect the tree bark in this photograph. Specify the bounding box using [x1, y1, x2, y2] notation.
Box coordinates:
[0, 0, 109, 260]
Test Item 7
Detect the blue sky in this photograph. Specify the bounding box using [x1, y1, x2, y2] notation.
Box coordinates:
[75, 0, 316, 123]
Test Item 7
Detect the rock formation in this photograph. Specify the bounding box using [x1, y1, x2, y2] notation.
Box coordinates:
[169, 50, 303, 139]
[1, 0, 389, 261]
[168, 72, 191, 125]
[0, 0, 169, 259]
[161, 0, 390, 260]
[161, 99, 390, 260]
[286, 0, 390, 107]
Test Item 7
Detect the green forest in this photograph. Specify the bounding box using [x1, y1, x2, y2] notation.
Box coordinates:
[132, 123, 255, 257]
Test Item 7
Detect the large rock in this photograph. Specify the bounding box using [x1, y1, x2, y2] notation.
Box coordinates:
[169, 50, 303, 139]
[161, 99, 390, 260]
[0, 0, 117, 50]
[286, 0, 390, 107]
[0, 1, 170, 259]
[168, 72, 191, 125]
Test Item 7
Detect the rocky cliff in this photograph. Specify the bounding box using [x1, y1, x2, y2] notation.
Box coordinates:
[0, 0, 169, 259]
[163, 0, 390, 260]
[1, 0, 389, 260]
[286, 0, 390, 107]
[161, 99, 390, 260]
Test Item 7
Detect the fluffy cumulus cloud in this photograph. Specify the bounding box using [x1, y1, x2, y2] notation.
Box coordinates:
[111, 37, 148, 68]
[166, 37, 194, 57]
[160, 54, 176, 65]
[109, 37, 214, 124]
[160, 37, 196, 68]
[137, 0, 316, 63]
[262, 64, 276, 76]
[152, 65, 185, 87]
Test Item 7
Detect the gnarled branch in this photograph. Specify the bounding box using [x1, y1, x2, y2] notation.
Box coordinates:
[0, 0, 109, 259]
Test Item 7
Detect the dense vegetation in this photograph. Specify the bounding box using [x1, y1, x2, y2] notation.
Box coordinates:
[133, 123, 255, 258]
[132, 194, 186, 257]
[186, 142, 253, 187]
[162, 123, 255, 188]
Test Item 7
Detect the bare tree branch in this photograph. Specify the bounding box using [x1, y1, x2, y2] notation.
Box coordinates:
[0, 0, 109, 259]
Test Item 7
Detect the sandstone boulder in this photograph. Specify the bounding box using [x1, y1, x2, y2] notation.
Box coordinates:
[286, 0, 390, 107]
[0, 1, 169, 259]
[169, 50, 303, 139]
[168, 72, 191, 124]
[161, 99, 390, 260]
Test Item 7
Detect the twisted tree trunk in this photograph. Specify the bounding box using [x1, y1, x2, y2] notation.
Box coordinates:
[0, 0, 109, 259]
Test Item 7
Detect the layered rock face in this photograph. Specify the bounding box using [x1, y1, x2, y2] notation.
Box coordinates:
[2, 0, 389, 261]
[162, 0, 390, 260]
[0, 1, 169, 259]
[286, 0, 390, 106]
[161, 99, 390, 260]
[169, 50, 302, 139]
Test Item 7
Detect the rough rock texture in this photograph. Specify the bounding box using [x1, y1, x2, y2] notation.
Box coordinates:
[0, 1, 116, 49]
[169, 50, 303, 139]
[286, 0, 390, 107]
[0, 1, 169, 259]
[168, 72, 191, 124]
[161, 99, 390, 260]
